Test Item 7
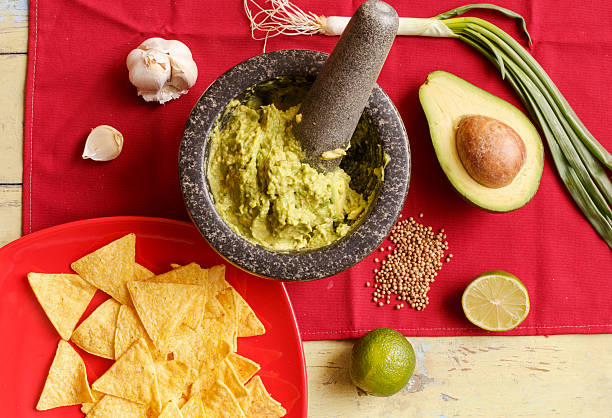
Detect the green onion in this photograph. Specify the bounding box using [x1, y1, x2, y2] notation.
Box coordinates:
[244, 1, 612, 249]
[437, 5, 612, 249]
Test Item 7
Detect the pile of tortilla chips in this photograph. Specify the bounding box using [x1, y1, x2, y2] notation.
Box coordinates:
[28, 233, 287, 417]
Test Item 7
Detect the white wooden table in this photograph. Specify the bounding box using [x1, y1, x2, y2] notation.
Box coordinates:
[1, 1, 610, 416]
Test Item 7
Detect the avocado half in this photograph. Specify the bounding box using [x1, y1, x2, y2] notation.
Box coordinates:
[419, 71, 544, 212]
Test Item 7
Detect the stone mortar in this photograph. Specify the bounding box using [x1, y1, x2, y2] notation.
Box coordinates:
[179, 49, 410, 281]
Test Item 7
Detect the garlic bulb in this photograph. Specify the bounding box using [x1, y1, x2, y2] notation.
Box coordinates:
[82, 125, 124, 161]
[126, 37, 198, 104]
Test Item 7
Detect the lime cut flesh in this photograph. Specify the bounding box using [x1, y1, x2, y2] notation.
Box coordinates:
[462, 270, 530, 332]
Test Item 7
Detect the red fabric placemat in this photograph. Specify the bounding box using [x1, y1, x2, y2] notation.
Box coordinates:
[24, 0, 612, 339]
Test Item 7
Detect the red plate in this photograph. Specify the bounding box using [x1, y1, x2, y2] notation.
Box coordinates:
[0, 217, 307, 417]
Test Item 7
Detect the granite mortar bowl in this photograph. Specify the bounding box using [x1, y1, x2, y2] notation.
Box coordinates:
[179, 49, 410, 281]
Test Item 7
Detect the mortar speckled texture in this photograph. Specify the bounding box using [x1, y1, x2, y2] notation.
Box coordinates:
[295, 0, 398, 172]
[179, 49, 410, 281]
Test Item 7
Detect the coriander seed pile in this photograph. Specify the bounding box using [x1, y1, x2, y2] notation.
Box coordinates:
[369, 214, 450, 311]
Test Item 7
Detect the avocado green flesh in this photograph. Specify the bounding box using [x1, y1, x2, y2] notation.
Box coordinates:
[207, 95, 384, 251]
[419, 71, 544, 212]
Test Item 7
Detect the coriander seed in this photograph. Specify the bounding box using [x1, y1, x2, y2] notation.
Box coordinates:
[368, 216, 451, 311]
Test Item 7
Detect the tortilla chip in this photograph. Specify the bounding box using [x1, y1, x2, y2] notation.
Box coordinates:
[230, 288, 265, 337]
[28, 273, 96, 340]
[241, 375, 286, 417]
[179, 288, 206, 331]
[204, 292, 225, 319]
[146, 263, 208, 329]
[180, 395, 205, 418]
[189, 347, 253, 398]
[176, 397, 188, 409]
[208, 265, 231, 294]
[226, 353, 260, 385]
[86, 395, 147, 418]
[158, 399, 183, 418]
[189, 367, 217, 398]
[71, 298, 120, 359]
[189, 347, 250, 398]
[92, 338, 159, 408]
[81, 390, 104, 415]
[36, 340, 94, 410]
[203, 381, 246, 417]
[219, 359, 248, 400]
[203, 316, 237, 356]
[210, 289, 239, 351]
[127, 281, 203, 349]
[114, 305, 154, 359]
[148, 263, 206, 286]
[134, 263, 154, 281]
[163, 324, 231, 371]
[71, 233, 136, 305]
[155, 359, 197, 406]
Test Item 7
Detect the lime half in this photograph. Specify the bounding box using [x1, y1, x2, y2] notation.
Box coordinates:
[462, 270, 530, 331]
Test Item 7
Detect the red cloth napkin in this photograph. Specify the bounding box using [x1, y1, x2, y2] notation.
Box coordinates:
[24, 0, 612, 339]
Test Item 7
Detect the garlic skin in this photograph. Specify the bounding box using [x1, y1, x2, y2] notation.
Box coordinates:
[82, 125, 124, 161]
[126, 37, 198, 104]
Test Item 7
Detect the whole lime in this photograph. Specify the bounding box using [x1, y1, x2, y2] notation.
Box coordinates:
[349, 327, 416, 396]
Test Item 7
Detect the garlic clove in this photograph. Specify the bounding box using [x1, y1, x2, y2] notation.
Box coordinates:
[127, 48, 171, 93]
[140, 86, 182, 105]
[165, 40, 193, 57]
[139, 37, 171, 52]
[82, 125, 124, 161]
[168, 53, 198, 91]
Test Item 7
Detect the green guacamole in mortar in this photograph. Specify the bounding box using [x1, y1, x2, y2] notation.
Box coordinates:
[207, 79, 385, 251]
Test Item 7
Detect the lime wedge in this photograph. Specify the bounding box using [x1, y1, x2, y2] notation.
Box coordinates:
[461, 270, 530, 331]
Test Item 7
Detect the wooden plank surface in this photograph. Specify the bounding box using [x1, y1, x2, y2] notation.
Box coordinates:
[0, 54, 26, 183]
[305, 337, 612, 417]
[0, 185, 21, 246]
[0, 0, 27, 183]
[0, 0, 27, 53]
[0, 1, 610, 417]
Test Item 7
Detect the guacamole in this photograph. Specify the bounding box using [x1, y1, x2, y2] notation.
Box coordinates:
[207, 95, 383, 251]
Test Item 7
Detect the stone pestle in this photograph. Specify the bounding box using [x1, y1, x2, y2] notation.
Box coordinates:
[294, 0, 398, 172]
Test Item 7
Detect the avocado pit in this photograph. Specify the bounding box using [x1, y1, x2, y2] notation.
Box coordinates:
[455, 115, 526, 189]
[418, 70, 543, 213]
